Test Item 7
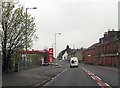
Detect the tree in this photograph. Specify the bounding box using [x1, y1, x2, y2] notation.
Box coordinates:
[1, 2, 37, 72]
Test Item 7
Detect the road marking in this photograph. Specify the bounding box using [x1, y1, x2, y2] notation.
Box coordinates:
[56, 73, 60, 77]
[32, 78, 51, 88]
[54, 76, 56, 79]
[91, 76, 95, 80]
[61, 69, 67, 73]
[96, 76, 101, 80]
[51, 78, 54, 79]
[80, 66, 111, 88]
[88, 72, 94, 76]
[97, 83, 102, 87]
[105, 83, 110, 87]
[43, 69, 68, 86]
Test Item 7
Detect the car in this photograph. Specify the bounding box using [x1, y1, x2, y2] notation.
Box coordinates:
[70, 57, 79, 68]
[43, 62, 49, 66]
[52, 62, 58, 66]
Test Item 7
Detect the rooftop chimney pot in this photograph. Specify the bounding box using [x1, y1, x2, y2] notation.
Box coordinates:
[112, 29, 114, 31]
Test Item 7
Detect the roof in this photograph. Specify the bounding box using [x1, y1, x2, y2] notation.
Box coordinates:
[87, 43, 99, 50]
[19, 49, 49, 54]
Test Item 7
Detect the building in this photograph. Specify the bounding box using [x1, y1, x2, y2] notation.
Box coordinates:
[84, 43, 98, 64]
[70, 48, 84, 62]
[75, 50, 83, 62]
[14, 49, 49, 70]
[84, 29, 120, 67]
[62, 51, 68, 60]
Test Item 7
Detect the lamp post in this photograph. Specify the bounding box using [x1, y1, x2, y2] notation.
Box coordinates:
[25, 7, 37, 69]
[55, 33, 61, 59]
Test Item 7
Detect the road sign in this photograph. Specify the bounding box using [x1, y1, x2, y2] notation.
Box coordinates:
[49, 48, 53, 63]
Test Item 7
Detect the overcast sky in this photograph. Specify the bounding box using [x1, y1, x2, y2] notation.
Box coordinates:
[19, 0, 119, 56]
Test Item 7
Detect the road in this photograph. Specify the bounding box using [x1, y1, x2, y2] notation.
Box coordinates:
[43, 60, 118, 88]
[2, 60, 118, 88]
[43, 67, 99, 86]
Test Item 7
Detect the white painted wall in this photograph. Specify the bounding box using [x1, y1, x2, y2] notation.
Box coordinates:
[62, 51, 68, 60]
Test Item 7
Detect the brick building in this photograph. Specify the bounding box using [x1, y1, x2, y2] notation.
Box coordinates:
[70, 48, 85, 62]
[84, 43, 98, 64]
[84, 29, 120, 67]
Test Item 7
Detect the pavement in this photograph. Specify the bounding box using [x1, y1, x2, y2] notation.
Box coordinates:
[81, 63, 118, 72]
[96, 65, 118, 72]
[2, 60, 119, 88]
[2, 64, 65, 88]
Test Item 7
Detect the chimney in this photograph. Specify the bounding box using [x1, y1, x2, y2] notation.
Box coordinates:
[104, 32, 108, 37]
[112, 29, 114, 31]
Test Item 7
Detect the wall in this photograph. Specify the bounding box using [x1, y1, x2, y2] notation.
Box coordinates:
[75, 51, 83, 62]
[84, 30, 119, 67]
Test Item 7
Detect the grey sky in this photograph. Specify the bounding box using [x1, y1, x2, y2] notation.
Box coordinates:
[19, 0, 118, 56]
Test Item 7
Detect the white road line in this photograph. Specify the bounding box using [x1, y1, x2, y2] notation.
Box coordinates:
[43, 69, 68, 86]
[54, 76, 56, 79]
[96, 76, 101, 80]
[43, 80, 52, 86]
[105, 83, 110, 87]
[97, 83, 102, 87]
[62, 69, 67, 73]
[88, 73, 90, 75]
[32, 78, 51, 87]
[56, 73, 60, 77]
[91, 76, 95, 80]
[91, 73, 95, 76]
[51, 78, 54, 79]
[80, 67, 112, 88]
[88, 72, 94, 76]
[87, 71, 90, 73]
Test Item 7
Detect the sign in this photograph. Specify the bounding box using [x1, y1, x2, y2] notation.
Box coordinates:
[49, 48, 53, 63]
[101, 53, 119, 57]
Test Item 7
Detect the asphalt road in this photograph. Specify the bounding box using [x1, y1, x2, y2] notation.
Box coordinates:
[43, 60, 118, 88]
[43, 67, 99, 86]
[80, 63, 118, 87]
[2, 60, 118, 88]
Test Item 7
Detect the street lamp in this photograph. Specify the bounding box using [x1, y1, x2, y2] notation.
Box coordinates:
[25, 7, 37, 69]
[55, 33, 61, 59]
[25, 7, 37, 51]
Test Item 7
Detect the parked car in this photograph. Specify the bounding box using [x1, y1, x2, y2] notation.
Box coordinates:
[43, 61, 49, 66]
[52, 62, 58, 66]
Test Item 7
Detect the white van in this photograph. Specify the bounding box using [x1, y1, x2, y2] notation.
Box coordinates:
[70, 57, 79, 68]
